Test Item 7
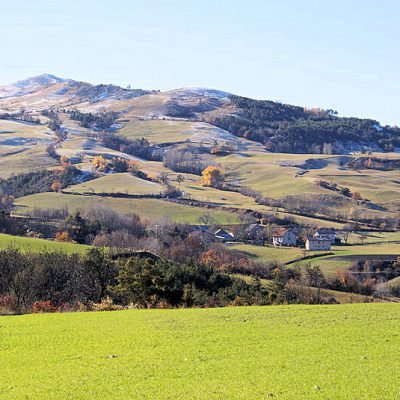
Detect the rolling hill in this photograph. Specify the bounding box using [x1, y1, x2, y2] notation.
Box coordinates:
[1, 74, 399, 154]
[1, 74, 400, 281]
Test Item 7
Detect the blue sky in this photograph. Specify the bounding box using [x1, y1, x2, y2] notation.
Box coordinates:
[1, 0, 399, 125]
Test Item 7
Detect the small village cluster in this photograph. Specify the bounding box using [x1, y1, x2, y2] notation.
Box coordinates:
[212, 226, 337, 251]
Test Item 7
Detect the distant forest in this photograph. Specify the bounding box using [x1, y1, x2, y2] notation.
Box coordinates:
[209, 96, 400, 154]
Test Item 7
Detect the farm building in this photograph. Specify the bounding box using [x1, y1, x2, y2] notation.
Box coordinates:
[214, 228, 235, 242]
[245, 223, 265, 244]
[189, 228, 216, 246]
[272, 228, 297, 247]
[313, 228, 336, 244]
[306, 237, 332, 251]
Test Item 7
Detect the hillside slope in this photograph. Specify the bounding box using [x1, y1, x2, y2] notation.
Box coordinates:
[1, 74, 399, 154]
[1, 74, 400, 233]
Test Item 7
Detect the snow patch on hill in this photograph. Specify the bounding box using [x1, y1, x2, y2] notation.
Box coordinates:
[0, 74, 65, 98]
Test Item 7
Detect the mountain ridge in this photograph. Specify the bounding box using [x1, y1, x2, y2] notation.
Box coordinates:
[0, 74, 399, 154]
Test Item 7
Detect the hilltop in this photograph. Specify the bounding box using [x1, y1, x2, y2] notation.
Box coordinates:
[1, 74, 399, 153]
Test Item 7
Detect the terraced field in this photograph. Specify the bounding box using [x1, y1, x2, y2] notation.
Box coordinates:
[14, 192, 240, 225]
[65, 173, 164, 195]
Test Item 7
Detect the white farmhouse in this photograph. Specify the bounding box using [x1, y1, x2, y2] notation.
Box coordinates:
[306, 237, 331, 251]
[272, 228, 297, 247]
[313, 228, 336, 244]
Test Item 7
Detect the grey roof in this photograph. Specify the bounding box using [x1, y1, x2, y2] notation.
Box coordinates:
[307, 237, 331, 242]
[315, 228, 336, 234]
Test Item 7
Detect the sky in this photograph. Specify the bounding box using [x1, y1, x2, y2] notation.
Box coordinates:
[0, 0, 399, 125]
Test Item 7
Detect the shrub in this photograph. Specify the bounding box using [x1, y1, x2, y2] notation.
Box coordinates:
[91, 296, 124, 312]
[0, 295, 18, 314]
[201, 166, 224, 188]
[32, 300, 57, 313]
[55, 231, 71, 242]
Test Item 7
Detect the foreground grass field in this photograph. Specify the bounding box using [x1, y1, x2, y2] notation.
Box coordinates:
[0, 233, 89, 253]
[1, 304, 399, 399]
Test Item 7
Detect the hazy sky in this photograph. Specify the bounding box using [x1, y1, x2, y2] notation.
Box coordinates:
[1, 0, 399, 124]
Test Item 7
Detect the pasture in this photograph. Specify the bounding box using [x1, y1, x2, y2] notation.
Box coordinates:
[1, 304, 399, 399]
[0, 120, 57, 177]
[0, 233, 89, 253]
[65, 173, 164, 195]
[14, 192, 240, 225]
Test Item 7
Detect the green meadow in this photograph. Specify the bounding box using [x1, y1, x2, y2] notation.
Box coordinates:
[0, 233, 90, 253]
[1, 304, 399, 399]
[14, 193, 239, 225]
[64, 173, 164, 195]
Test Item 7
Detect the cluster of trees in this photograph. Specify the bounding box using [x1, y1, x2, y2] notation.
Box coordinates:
[68, 110, 118, 130]
[348, 157, 400, 171]
[209, 95, 400, 153]
[351, 258, 400, 282]
[74, 84, 155, 102]
[99, 132, 155, 160]
[91, 155, 145, 176]
[0, 167, 86, 198]
[210, 141, 236, 155]
[42, 109, 67, 140]
[163, 147, 217, 175]
[332, 259, 400, 298]
[0, 111, 41, 124]
[0, 248, 116, 313]
[0, 248, 270, 313]
[110, 256, 269, 308]
[58, 208, 146, 244]
[0, 194, 14, 213]
[0, 245, 344, 314]
[315, 179, 362, 200]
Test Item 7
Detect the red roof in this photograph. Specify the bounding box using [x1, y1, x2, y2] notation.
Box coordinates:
[273, 228, 291, 237]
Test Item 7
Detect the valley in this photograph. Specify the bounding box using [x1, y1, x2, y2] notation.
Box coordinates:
[1, 74, 400, 308]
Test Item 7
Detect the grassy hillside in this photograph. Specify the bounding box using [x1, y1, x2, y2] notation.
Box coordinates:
[0, 233, 89, 253]
[231, 243, 309, 264]
[2, 81, 400, 229]
[119, 119, 198, 143]
[65, 173, 164, 195]
[0, 120, 57, 178]
[2, 76, 400, 272]
[1, 304, 399, 399]
[15, 192, 239, 225]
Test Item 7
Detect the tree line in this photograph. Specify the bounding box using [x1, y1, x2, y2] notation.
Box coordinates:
[208, 95, 400, 154]
[0, 246, 347, 314]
